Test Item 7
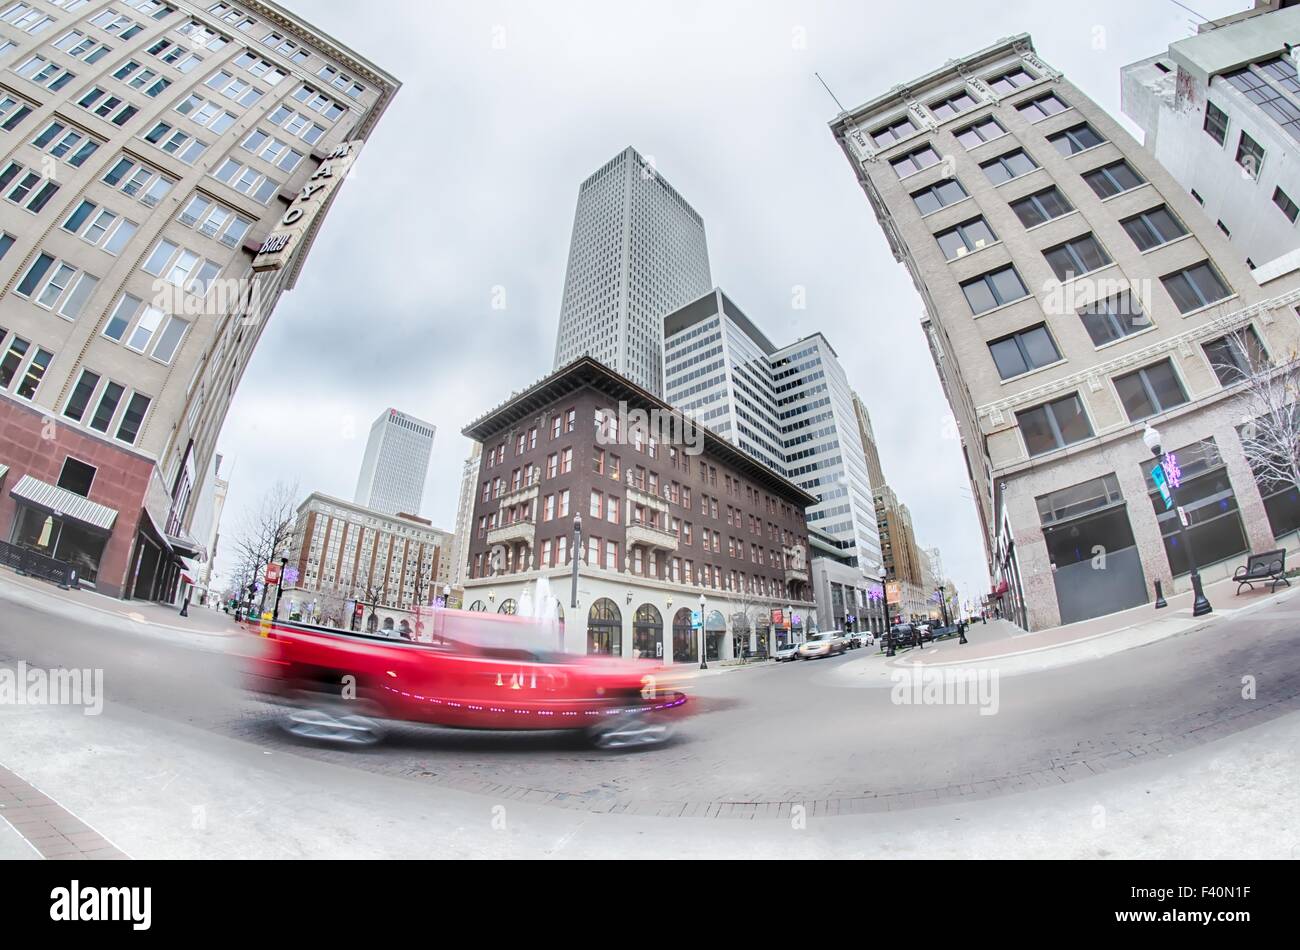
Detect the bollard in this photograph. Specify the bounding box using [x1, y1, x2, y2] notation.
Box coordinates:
[1154, 579, 1168, 610]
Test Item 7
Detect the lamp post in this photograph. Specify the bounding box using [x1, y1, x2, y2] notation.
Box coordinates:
[787, 603, 794, 652]
[699, 592, 707, 671]
[937, 585, 950, 629]
[1144, 425, 1212, 617]
[882, 567, 895, 657]
[442, 584, 451, 608]
[570, 514, 582, 610]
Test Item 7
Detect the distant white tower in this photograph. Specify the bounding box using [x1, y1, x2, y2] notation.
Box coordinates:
[552, 146, 712, 395]
[354, 409, 436, 516]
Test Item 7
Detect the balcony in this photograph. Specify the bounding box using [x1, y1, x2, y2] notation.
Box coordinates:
[487, 518, 536, 548]
[496, 482, 539, 510]
[626, 519, 679, 554]
[626, 482, 670, 515]
[784, 566, 809, 585]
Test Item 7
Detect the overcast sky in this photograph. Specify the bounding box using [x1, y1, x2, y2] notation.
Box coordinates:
[212, 0, 1243, 604]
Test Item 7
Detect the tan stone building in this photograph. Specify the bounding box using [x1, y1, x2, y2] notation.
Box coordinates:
[0, 1, 399, 599]
[832, 34, 1300, 630]
[283, 491, 450, 631]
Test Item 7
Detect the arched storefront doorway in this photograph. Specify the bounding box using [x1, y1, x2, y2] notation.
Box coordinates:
[672, 608, 696, 663]
[587, 598, 621, 656]
[498, 599, 517, 615]
[633, 604, 663, 660]
[705, 610, 725, 662]
[467, 600, 487, 612]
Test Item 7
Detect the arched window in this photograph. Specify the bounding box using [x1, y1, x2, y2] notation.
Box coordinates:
[705, 610, 726, 661]
[498, 599, 517, 615]
[633, 604, 663, 660]
[587, 598, 621, 656]
[467, 600, 487, 612]
[672, 607, 696, 663]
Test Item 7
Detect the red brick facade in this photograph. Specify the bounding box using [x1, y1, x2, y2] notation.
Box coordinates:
[0, 396, 157, 598]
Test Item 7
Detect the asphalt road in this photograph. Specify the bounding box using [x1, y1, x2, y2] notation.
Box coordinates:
[3, 589, 1300, 821]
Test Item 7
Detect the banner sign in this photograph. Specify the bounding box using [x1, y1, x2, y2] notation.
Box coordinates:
[252, 140, 363, 272]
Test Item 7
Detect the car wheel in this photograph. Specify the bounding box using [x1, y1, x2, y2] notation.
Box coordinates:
[283, 695, 385, 747]
[586, 712, 673, 750]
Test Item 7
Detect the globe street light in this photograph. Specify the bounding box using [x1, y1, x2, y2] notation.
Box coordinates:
[881, 567, 895, 657]
[1144, 424, 1212, 617]
[699, 592, 708, 671]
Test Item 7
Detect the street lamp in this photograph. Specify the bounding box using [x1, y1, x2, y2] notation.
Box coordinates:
[1144, 424, 1212, 617]
[699, 592, 708, 671]
[272, 554, 289, 621]
[787, 603, 794, 650]
[571, 514, 582, 609]
[937, 584, 950, 629]
[882, 567, 895, 657]
[442, 584, 451, 608]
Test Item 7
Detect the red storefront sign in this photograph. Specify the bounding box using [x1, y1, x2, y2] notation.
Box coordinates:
[265, 562, 282, 586]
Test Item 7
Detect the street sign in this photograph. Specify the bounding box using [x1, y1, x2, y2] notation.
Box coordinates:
[1151, 463, 1173, 511]
[1177, 506, 1190, 528]
[434, 596, 446, 608]
[265, 562, 282, 585]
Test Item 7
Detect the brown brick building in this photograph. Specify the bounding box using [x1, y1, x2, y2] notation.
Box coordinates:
[461, 357, 818, 662]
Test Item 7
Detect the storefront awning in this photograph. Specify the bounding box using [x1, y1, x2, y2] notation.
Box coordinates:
[166, 533, 204, 560]
[0, 464, 9, 481]
[10, 475, 118, 532]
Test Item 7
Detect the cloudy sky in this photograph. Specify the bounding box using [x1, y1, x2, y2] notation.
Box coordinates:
[212, 0, 1242, 604]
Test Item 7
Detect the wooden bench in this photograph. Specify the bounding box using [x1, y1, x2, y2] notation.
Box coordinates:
[1233, 550, 1291, 595]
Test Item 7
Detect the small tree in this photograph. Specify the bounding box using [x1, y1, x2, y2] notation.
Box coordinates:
[230, 480, 299, 615]
[1225, 330, 1300, 508]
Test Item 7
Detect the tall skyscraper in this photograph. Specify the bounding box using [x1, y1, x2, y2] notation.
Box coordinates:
[662, 289, 882, 575]
[831, 34, 1300, 631]
[1121, 1, 1300, 270]
[552, 146, 712, 395]
[354, 409, 435, 516]
[0, 1, 398, 600]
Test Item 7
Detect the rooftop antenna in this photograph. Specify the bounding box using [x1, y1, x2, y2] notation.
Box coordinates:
[815, 72, 850, 116]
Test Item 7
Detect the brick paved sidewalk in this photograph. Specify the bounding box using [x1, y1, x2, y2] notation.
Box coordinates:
[0, 765, 128, 860]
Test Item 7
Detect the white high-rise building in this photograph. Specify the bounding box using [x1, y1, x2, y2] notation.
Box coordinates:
[353, 409, 435, 516]
[663, 289, 882, 575]
[552, 146, 713, 395]
[448, 441, 482, 597]
[1121, 0, 1300, 271]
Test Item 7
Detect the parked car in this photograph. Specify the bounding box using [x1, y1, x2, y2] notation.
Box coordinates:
[798, 632, 847, 660]
[889, 623, 929, 648]
[773, 644, 800, 663]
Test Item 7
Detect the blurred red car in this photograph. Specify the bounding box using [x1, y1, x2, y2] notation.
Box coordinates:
[243, 608, 688, 750]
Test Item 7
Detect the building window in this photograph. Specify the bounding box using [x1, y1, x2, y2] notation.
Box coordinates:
[1113, 360, 1188, 422]
[1009, 186, 1073, 228]
[57, 457, 96, 497]
[1203, 101, 1228, 146]
[988, 67, 1036, 94]
[1273, 186, 1299, 223]
[0, 92, 34, 131]
[62, 369, 100, 422]
[1235, 131, 1265, 179]
[1078, 290, 1150, 346]
[1142, 438, 1247, 577]
[1203, 327, 1268, 386]
[980, 148, 1038, 185]
[954, 115, 1006, 148]
[961, 265, 1029, 314]
[1048, 122, 1105, 155]
[988, 324, 1062, 380]
[929, 90, 976, 120]
[935, 216, 997, 260]
[1161, 261, 1231, 313]
[1043, 233, 1112, 281]
[870, 115, 916, 148]
[1121, 205, 1188, 252]
[2, 161, 60, 213]
[1082, 160, 1145, 199]
[911, 178, 968, 215]
[1016, 394, 1093, 457]
[1016, 92, 1068, 121]
[890, 144, 941, 178]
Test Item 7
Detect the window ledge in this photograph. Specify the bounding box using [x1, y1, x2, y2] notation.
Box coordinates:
[1100, 182, 1153, 203]
[1023, 209, 1080, 233]
[971, 294, 1034, 320]
[999, 358, 1069, 387]
[1057, 141, 1109, 160]
[1048, 262, 1119, 287]
[992, 170, 1041, 188]
[1179, 294, 1240, 319]
[1138, 233, 1195, 255]
[919, 195, 975, 219]
[944, 239, 1003, 263]
[1094, 324, 1159, 352]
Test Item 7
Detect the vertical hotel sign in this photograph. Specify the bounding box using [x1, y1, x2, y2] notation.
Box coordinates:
[252, 140, 363, 272]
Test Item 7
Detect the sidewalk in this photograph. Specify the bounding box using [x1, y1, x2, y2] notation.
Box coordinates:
[831, 574, 1298, 683]
[0, 568, 241, 647]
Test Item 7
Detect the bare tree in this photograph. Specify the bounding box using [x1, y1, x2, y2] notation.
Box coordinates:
[1217, 330, 1300, 507]
[230, 480, 299, 615]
